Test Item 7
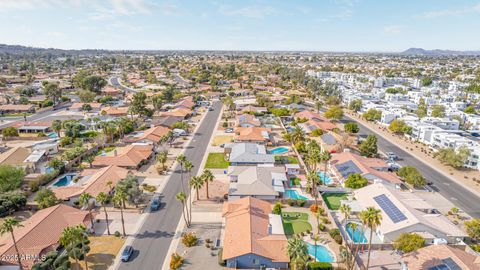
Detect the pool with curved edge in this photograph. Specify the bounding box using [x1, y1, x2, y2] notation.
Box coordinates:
[307, 243, 334, 262]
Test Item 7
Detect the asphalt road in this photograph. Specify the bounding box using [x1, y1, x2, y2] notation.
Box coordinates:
[110, 76, 137, 93]
[117, 101, 222, 270]
[344, 115, 480, 218]
[0, 103, 71, 129]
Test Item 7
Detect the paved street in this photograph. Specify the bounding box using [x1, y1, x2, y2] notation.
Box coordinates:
[346, 115, 480, 218]
[117, 101, 222, 270]
[110, 76, 137, 93]
[0, 103, 71, 129]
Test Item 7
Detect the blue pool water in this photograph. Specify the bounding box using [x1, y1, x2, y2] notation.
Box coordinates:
[269, 147, 289, 154]
[284, 189, 308, 200]
[307, 243, 334, 262]
[346, 222, 367, 243]
[47, 132, 58, 138]
[52, 174, 76, 187]
[317, 171, 333, 185]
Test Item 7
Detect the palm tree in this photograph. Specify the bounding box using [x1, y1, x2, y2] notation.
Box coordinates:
[339, 204, 351, 224]
[319, 150, 331, 186]
[200, 169, 214, 199]
[286, 237, 308, 270]
[361, 207, 382, 269]
[312, 234, 320, 262]
[347, 222, 359, 269]
[60, 226, 82, 270]
[315, 100, 323, 114]
[0, 218, 24, 270]
[190, 176, 204, 201]
[113, 189, 128, 237]
[52, 119, 62, 138]
[96, 192, 110, 235]
[350, 221, 365, 270]
[176, 154, 187, 193]
[176, 192, 190, 227]
[184, 159, 194, 223]
[291, 124, 306, 144]
[157, 150, 168, 170]
[79, 193, 94, 229]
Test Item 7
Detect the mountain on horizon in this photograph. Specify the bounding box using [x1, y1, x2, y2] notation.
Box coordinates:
[402, 47, 480, 56]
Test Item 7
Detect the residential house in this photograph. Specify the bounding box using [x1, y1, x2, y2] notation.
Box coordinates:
[348, 182, 467, 244]
[174, 96, 195, 110]
[152, 116, 184, 128]
[92, 144, 153, 169]
[329, 151, 402, 186]
[234, 127, 272, 144]
[101, 106, 129, 117]
[102, 86, 122, 96]
[0, 104, 35, 114]
[11, 121, 51, 134]
[222, 197, 289, 269]
[224, 143, 275, 165]
[295, 110, 336, 133]
[228, 165, 287, 200]
[235, 114, 261, 128]
[0, 204, 90, 269]
[69, 102, 103, 112]
[402, 244, 480, 270]
[240, 105, 268, 114]
[124, 126, 171, 145]
[53, 165, 129, 201]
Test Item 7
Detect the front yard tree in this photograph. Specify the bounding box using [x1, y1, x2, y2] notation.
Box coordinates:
[359, 135, 378, 157]
[348, 99, 362, 112]
[435, 146, 470, 169]
[129, 92, 153, 119]
[176, 192, 190, 227]
[113, 189, 128, 237]
[324, 105, 344, 121]
[82, 75, 106, 94]
[157, 151, 168, 171]
[465, 219, 480, 241]
[52, 119, 62, 137]
[200, 169, 214, 199]
[189, 176, 204, 201]
[2, 126, 19, 139]
[96, 192, 110, 235]
[388, 119, 411, 134]
[393, 233, 425, 253]
[79, 193, 94, 230]
[42, 81, 62, 106]
[344, 122, 359, 134]
[0, 218, 24, 270]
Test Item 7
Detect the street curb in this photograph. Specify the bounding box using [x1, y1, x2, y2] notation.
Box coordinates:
[161, 102, 224, 270]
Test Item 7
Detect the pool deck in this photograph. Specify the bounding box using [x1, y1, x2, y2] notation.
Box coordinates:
[302, 235, 337, 263]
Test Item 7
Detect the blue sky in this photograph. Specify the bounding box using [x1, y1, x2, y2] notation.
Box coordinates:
[1, 0, 480, 51]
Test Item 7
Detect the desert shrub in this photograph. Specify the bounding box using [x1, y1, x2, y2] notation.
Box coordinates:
[170, 253, 184, 270]
[334, 234, 343, 245]
[310, 204, 318, 213]
[308, 262, 333, 270]
[114, 231, 121, 237]
[218, 248, 226, 266]
[329, 228, 340, 239]
[287, 199, 295, 206]
[182, 232, 198, 247]
[296, 200, 306, 207]
[318, 223, 326, 231]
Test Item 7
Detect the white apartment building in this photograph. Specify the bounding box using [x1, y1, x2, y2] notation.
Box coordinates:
[422, 117, 460, 130]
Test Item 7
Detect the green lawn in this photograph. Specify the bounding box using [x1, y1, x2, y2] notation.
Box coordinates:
[322, 193, 348, 210]
[205, 153, 230, 169]
[282, 212, 312, 235]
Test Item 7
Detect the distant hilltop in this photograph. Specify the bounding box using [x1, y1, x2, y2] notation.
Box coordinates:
[401, 47, 480, 56]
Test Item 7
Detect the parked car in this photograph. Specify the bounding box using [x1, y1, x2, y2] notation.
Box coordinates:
[386, 152, 399, 160]
[150, 196, 161, 211]
[208, 106, 214, 111]
[225, 128, 234, 133]
[121, 246, 134, 262]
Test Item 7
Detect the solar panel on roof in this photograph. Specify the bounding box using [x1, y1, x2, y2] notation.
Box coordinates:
[373, 194, 407, 223]
[442, 258, 462, 270]
[335, 160, 363, 178]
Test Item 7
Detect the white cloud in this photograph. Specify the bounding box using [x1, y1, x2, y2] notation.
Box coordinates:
[418, 3, 480, 19]
[219, 4, 277, 19]
[384, 25, 403, 35]
[108, 0, 149, 15]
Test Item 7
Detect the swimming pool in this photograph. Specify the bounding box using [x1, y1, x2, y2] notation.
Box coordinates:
[47, 132, 58, 138]
[307, 243, 334, 262]
[317, 171, 333, 185]
[269, 147, 289, 154]
[345, 222, 367, 243]
[52, 174, 76, 188]
[284, 189, 309, 200]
